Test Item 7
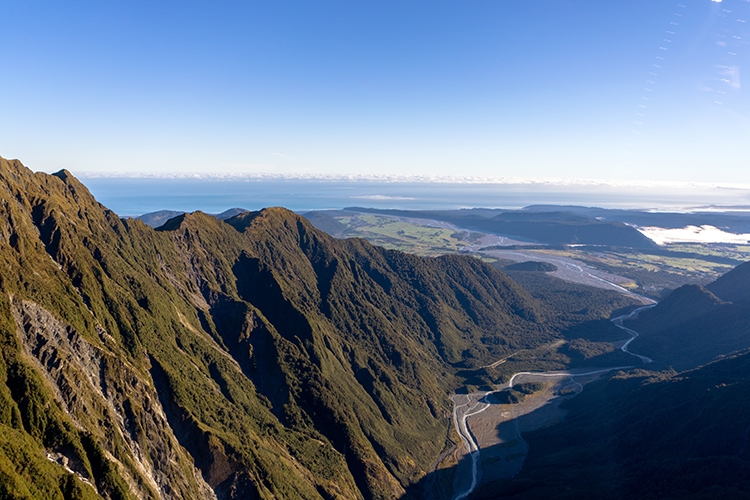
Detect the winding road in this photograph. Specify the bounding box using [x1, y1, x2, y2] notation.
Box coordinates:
[450, 304, 655, 500]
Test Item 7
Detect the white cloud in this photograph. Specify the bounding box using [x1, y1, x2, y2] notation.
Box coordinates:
[73, 171, 750, 190]
[350, 195, 416, 200]
[638, 225, 750, 245]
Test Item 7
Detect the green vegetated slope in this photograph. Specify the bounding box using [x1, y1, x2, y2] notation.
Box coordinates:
[299, 212, 348, 238]
[485, 349, 750, 500]
[0, 157, 627, 499]
[502, 261, 557, 273]
[627, 261, 750, 370]
[473, 269, 640, 380]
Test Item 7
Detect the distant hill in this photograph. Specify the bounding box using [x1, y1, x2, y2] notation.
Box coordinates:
[136, 207, 248, 227]
[215, 207, 248, 220]
[627, 263, 750, 370]
[504, 261, 558, 272]
[344, 207, 658, 249]
[137, 209, 186, 227]
[523, 204, 750, 233]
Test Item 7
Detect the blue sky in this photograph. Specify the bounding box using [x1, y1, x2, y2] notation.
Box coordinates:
[1, 0, 749, 184]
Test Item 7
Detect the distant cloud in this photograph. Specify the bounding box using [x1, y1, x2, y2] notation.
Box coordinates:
[350, 195, 416, 201]
[717, 65, 740, 91]
[638, 225, 750, 245]
[73, 171, 750, 191]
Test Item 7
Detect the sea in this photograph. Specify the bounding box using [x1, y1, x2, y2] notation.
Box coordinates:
[78, 176, 750, 218]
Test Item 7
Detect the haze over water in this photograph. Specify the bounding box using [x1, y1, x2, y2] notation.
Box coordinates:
[81, 177, 750, 217]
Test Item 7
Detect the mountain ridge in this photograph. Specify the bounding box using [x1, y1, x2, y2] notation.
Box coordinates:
[2, 156, 622, 499]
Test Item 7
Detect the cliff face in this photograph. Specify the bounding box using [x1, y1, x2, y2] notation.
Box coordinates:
[0, 157, 559, 499]
[9, 298, 216, 499]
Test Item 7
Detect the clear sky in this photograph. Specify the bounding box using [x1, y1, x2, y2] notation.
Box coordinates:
[1, 0, 749, 184]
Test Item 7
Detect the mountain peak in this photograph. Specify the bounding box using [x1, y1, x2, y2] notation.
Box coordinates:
[638, 284, 724, 327]
[707, 261, 750, 304]
[52, 168, 74, 181]
[225, 206, 301, 233]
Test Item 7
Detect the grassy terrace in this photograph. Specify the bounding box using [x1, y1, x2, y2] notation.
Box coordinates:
[333, 214, 479, 256]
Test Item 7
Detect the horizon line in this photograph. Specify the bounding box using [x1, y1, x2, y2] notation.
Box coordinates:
[70, 170, 750, 191]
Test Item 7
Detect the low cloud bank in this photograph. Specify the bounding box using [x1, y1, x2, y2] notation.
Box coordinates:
[638, 225, 750, 245]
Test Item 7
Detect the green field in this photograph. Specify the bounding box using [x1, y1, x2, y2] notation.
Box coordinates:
[537, 247, 735, 276]
[321, 211, 750, 297]
[333, 214, 479, 255]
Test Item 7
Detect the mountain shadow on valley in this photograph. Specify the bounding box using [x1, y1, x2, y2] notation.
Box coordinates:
[405, 351, 750, 499]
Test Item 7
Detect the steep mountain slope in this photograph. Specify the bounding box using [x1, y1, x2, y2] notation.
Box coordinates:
[0, 157, 574, 499]
[300, 212, 348, 238]
[487, 349, 750, 499]
[627, 264, 750, 370]
[707, 261, 750, 304]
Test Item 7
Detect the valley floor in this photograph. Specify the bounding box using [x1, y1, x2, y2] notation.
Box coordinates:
[442, 307, 654, 500]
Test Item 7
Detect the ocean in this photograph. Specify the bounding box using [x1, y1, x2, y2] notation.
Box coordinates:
[78, 176, 750, 217]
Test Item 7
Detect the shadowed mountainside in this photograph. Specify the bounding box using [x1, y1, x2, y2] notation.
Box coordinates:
[627, 262, 750, 370]
[479, 350, 750, 499]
